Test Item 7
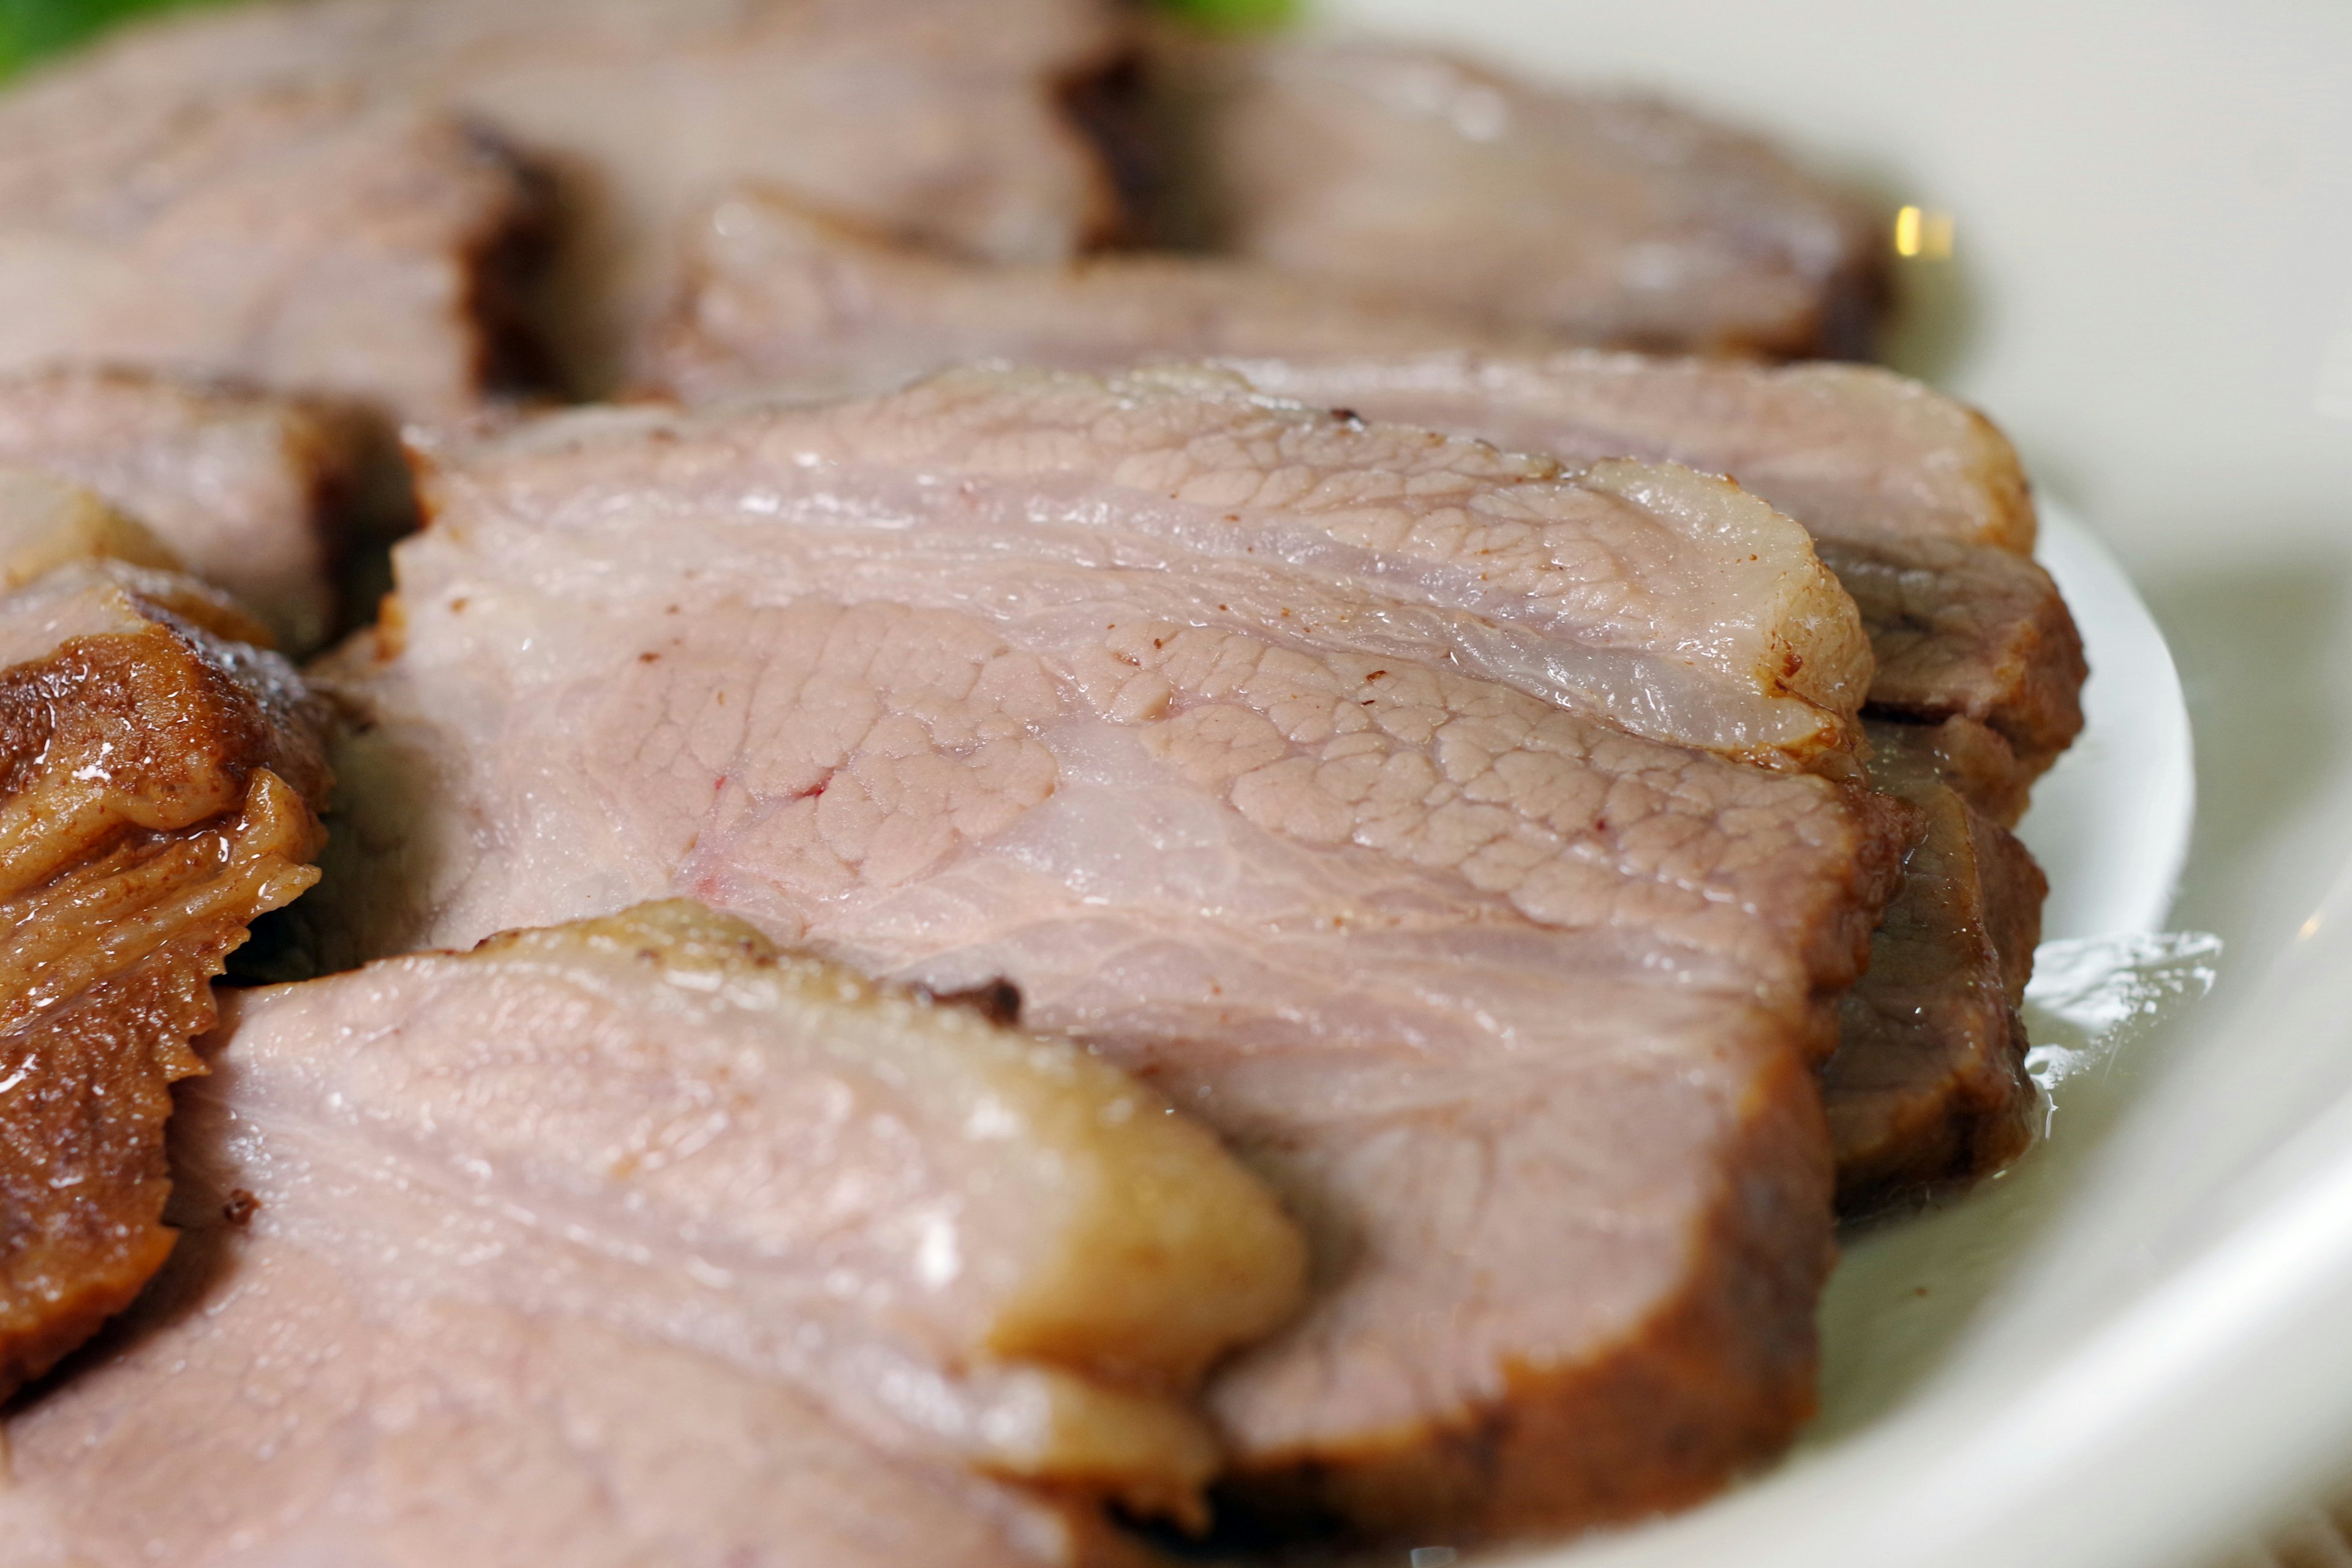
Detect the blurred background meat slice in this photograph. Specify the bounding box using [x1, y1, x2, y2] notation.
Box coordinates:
[1144, 34, 1887, 359]
[0, 368, 378, 654]
[0, 82, 547, 424]
[0, 489, 330, 1402]
[0, 0, 1136, 399]
[647, 187, 1539, 406]
[2, 903, 1202, 1566]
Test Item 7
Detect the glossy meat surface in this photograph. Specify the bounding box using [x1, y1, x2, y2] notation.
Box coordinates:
[1220, 355, 2080, 799]
[290, 379, 1910, 1538]
[1, 905, 1191, 1566]
[0, 369, 364, 653]
[1827, 723, 2046, 1209]
[422, 368, 1872, 767]
[15, 0, 1133, 393]
[1224, 350, 2039, 552]
[0, 554, 328, 1400]
[1161, 39, 1885, 358]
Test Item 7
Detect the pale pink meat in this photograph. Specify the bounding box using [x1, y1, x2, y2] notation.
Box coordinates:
[6, 0, 1133, 394]
[1158, 37, 1886, 358]
[0, 368, 366, 653]
[293, 374, 1909, 1537]
[418, 367, 1872, 768]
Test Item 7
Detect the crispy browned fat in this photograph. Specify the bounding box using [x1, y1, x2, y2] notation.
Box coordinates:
[0, 545, 330, 1401]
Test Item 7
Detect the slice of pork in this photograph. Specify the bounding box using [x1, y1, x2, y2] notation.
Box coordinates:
[0, 902, 1233, 1566]
[1216, 353, 2081, 796]
[13, 0, 1134, 394]
[1152, 37, 1886, 359]
[1828, 723, 2046, 1210]
[1224, 350, 2038, 553]
[649, 188, 1536, 406]
[0, 369, 371, 653]
[291, 379, 1911, 1539]
[0, 81, 546, 425]
[1816, 530, 2087, 785]
[0, 507, 331, 1401]
[421, 366, 1874, 770]
[1202, 354, 2078, 1203]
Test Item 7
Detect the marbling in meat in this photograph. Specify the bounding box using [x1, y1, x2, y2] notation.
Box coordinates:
[0, 901, 1254, 1566]
[293, 375, 1910, 1538]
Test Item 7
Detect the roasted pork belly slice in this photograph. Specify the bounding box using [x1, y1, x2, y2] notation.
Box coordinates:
[649, 189, 1529, 405]
[426, 368, 1871, 767]
[1219, 353, 2081, 795]
[293, 386, 1909, 1534]
[0, 908, 1225, 1565]
[1827, 723, 2046, 1210]
[1154, 38, 1885, 358]
[1815, 530, 2087, 784]
[0, 369, 370, 654]
[0, 545, 330, 1401]
[21, 0, 1133, 394]
[0, 83, 545, 425]
[1223, 350, 2038, 552]
[1206, 356, 2075, 1201]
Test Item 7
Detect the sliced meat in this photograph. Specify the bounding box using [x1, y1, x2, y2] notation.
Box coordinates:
[293, 380, 1912, 1540]
[1207, 355, 2076, 1204]
[1153, 37, 1885, 358]
[1217, 353, 2081, 797]
[18, 0, 1134, 394]
[1828, 723, 2048, 1210]
[0, 369, 372, 654]
[1814, 529, 2087, 782]
[649, 188, 1532, 405]
[1224, 350, 2038, 552]
[423, 368, 1873, 769]
[0, 468, 184, 590]
[0, 903, 1215, 1566]
[0, 81, 546, 424]
[0, 533, 330, 1401]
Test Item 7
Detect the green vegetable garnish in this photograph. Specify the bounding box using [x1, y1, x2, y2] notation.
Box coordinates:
[0, 0, 1299, 83]
[1151, 0, 1300, 28]
[0, 0, 223, 78]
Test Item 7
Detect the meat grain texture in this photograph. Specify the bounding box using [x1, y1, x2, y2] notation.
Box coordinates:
[295, 370, 1910, 1540]
[1196, 352, 2086, 1202]
[1, 902, 1251, 1567]
[0, 0, 1135, 398]
[0, 497, 331, 1400]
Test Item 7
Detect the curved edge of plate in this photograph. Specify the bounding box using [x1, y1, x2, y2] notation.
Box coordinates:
[2018, 503, 2196, 941]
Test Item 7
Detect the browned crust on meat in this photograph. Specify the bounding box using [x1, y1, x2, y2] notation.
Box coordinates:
[1958, 404, 2040, 556]
[1819, 530, 2088, 783]
[1825, 723, 2050, 1213]
[0, 604, 330, 1401]
[1221, 1041, 1834, 1542]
